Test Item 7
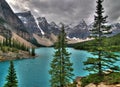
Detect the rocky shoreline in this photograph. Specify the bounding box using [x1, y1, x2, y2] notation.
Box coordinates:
[0, 50, 35, 62]
[75, 77, 120, 87]
[84, 83, 120, 87]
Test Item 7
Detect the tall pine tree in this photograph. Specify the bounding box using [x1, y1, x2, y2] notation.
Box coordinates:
[84, 0, 120, 76]
[31, 47, 35, 56]
[4, 61, 18, 87]
[49, 25, 74, 87]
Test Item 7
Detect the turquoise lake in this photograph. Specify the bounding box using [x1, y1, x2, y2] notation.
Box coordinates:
[0, 47, 118, 87]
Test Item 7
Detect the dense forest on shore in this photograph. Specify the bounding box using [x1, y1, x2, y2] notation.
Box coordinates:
[73, 33, 120, 52]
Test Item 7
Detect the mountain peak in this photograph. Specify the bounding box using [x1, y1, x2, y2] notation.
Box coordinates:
[79, 19, 87, 25]
[75, 19, 88, 30]
[16, 11, 42, 35]
[50, 22, 56, 26]
[58, 22, 65, 28]
[37, 17, 47, 23]
[0, 0, 27, 32]
[16, 11, 32, 17]
[50, 22, 59, 28]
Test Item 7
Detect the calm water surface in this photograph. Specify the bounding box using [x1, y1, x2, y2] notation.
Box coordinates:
[0, 47, 103, 87]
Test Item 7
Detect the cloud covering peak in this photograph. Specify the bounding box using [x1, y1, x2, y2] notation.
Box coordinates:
[6, 0, 120, 24]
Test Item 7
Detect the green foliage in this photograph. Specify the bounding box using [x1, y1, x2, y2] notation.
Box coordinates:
[1, 46, 7, 52]
[81, 72, 120, 87]
[67, 81, 77, 87]
[30, 38, 41, 47]
[74, 33, 120, 52]
[83, 0, 120, 76]
[9, 38, 12, 47]
[104, 72, 120, 84]
[31, 47, 35, 56]
[0, 38, 29, 52]
[4, 61, 18, 87]
[84, 51, 120, 73]
[49, 25, 74, 87]
[81, 74, 103, 87]
[93, 0, 109, 36]
[11, 48, 18, 52]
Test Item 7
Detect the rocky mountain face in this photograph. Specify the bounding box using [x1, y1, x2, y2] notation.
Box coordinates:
[37, 17, 90, 39]
[49, 22, 60, 35]
[37, 17, 60, 36]
[0, 2, 60, 46]
[0, 24, 12, 38]
[0, 0, 37, 47]
[0, 0, 27, 33]
[111, 23, 120, 35]
[1, 0, 120, 46]
[16, 11, 42, 36]
[67, 20, 90, 39]
[13, 11, 120, 39]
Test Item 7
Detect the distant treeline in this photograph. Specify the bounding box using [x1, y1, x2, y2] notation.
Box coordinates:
[73, 33, 120, 52]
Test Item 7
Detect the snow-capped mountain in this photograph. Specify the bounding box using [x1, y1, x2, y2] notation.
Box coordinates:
[64, 25, 72, 34]
[37, 18, 90, 39]
[16, 11, 42, 36]
[50, 22, 59, 29]
[37, 17, 60, 35]
[111, 23, 120, 35]
[88, 22, 94, 31]
[0, 0, 37, 46]
[15, 11, 120, 41]
[88, 22, 120, 37]
[68, 20, 90, 39]
[37, 17, 50, 34]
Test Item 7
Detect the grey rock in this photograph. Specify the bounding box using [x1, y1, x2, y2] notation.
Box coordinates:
[16, 11, 42, 36]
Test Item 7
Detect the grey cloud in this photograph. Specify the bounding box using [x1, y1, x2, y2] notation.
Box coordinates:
[6, 0, 120, 24]
[104, 0, 120, 23]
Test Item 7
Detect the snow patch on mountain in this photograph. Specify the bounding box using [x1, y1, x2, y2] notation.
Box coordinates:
[35, 18, 45, 35]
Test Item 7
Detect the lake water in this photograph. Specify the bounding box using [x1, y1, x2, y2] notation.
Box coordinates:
[0, 47, 103, 87]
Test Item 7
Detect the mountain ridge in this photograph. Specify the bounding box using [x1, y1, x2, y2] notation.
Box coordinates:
[0, 0, 37, 47]
[1, 0, 120, 47]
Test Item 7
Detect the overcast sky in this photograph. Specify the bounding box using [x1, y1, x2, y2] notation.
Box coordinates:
[6, 0, 120, 25]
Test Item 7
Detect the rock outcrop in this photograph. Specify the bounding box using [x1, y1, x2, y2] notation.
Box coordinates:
[68, 20, 90, 39]
[0, 0, 39, 46]
[16, 11, 42, 36]
[0, 0, 27, 33]
[37, 17, 60, 36]
[85, 83, 120, 87]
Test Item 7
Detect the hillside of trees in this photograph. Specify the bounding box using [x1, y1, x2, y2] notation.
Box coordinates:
[0, 37, 35, 61]
[0, 37, 29, 53]
[73, 33, 120, 52]
[73, 0, 120, 86]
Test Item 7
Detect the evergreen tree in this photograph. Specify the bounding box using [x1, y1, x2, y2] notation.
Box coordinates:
[84, 0, 120, 76]
[5, 37, 8, 46]
[49, 25, 74, 87]
[31, 47, 35, 56]
[9, 38, 12, 47]
[26, 47, 29, 52]
[0, 40, 2, 47]
[2, 39, 6, 46]
[12, 39, 15, 47]
[4, 61, 18, 87]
